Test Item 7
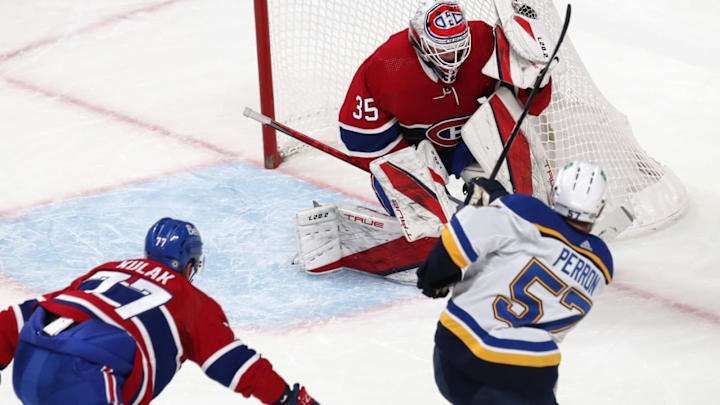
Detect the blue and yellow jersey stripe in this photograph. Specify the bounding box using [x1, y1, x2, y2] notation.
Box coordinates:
[441, 215, 478, 269]
[440, 300, 561, 368]
[499, 194, 613, 283]
[533, 223, 612, 284]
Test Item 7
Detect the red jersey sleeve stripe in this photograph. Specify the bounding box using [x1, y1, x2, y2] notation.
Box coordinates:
[229, 353, 260, 391]
[201, 340, 245, 372]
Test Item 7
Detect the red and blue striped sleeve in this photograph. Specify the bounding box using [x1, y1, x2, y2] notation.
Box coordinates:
[189, 300, 286, 404]
[338, 54, 408, 171]
[0, 298, 40, 366]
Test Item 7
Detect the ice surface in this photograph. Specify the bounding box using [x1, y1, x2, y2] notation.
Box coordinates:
[0, 1, 719, 404]
[0, 162, 419, 328]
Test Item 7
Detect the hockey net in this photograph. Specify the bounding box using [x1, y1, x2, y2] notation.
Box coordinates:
[257, 0, 687, 236]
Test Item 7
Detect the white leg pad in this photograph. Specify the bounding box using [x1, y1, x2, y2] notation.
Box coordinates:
[294, 204, 410, 273]
[369, 141, 456, 242]
[462, 87, 554, 204]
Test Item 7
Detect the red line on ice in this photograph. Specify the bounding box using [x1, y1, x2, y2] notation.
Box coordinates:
[0, 0, 187, 62]
[612, 282, 720, 326]
[2, 76, 237, 158]
[1, 0, 714, 330]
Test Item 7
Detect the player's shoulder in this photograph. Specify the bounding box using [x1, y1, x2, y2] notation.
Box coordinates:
[499, 193, 551, 217]
[176, 281, 223, 311]
[89, 258, 195, 289]
[365, 28, 416, 69]
[500, 194, 613, 275]
[84, 260, 125, 278]
[468, 20, 494, 35]
[466, 20, 496, 66]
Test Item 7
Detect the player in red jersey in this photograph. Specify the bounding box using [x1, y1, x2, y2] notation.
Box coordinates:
[292, 1, 556, 281]
[338, 0, 551, 206]
[0, 218, 318, 405]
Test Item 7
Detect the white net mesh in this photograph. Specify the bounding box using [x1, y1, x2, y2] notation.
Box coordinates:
[263, 0, 687, 235]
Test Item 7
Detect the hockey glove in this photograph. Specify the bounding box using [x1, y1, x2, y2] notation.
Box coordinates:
[421, 285, 452, 299]
[272, 383, 318, 405]
[417, 241, 462, 299]
[463, 177, 508, 207]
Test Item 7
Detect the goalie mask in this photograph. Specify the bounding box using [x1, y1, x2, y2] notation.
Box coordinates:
[145, 217, 205, 282]
[409, 0, 471, 84]
[552, 161, 607, 224]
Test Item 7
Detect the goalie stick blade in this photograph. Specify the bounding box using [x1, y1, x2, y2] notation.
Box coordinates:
[243, 107, 272, 125]
[594, 205, 635, 242]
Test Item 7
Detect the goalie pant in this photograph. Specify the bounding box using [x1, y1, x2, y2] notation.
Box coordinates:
[417, 194, 613, 404]
[0, 259, 296, 405]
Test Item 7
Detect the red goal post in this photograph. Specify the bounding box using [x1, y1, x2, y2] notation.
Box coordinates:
[251, 0, 687, 236]
[253, 0, 280, 169]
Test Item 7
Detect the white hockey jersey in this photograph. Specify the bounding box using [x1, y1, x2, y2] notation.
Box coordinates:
[432, 194, 613, 392]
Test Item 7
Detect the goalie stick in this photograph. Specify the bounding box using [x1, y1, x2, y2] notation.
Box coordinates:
[243, 107, 371, 172]
[244, 107, 466, 205]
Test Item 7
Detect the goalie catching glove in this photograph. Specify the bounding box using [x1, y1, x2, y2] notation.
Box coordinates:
[272, 383, 318, 405]
[483, 0, 559, 89]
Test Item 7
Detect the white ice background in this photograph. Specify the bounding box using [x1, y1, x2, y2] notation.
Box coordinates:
[0, 1, 719, 404]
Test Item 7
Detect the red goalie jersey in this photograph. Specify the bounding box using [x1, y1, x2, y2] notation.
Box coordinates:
[338, 21, 552, 176]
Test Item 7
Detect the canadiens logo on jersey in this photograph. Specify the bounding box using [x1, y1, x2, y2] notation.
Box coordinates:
[426, 116, 470, 147]
[425, 2, 468, 41]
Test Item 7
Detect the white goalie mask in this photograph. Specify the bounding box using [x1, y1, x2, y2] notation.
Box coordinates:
[552, 161, 607, 224]
[409, 0, 471, 84]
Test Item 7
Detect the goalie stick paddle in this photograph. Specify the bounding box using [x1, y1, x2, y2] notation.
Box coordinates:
[243, 107, 370, 172]
[488, 4, 572, 181]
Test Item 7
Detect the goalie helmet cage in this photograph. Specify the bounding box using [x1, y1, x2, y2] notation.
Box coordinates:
[252, 0, 687, 237]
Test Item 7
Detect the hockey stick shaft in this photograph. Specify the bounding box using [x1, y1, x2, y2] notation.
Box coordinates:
[245, 107, 467, 206]
[489, 4, 572, 180]
[243, 107, 370, 172]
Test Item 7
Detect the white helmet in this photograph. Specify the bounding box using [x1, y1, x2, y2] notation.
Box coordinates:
[409, 0, 471, 84]
[552, 161, 607, 223]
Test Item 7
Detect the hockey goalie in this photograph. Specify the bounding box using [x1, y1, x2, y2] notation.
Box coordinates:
[293, 0, 560, 283]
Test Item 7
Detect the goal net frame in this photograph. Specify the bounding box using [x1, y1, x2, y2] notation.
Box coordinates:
[252, 0, 687, 237]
